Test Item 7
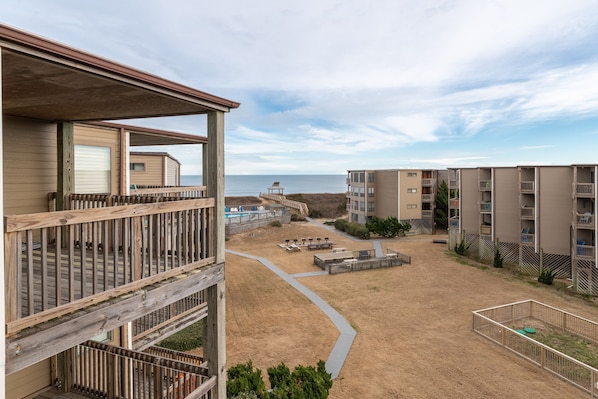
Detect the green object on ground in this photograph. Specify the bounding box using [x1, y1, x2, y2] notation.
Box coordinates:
[524, 327, 536, 334]
[516, 329, 527, 335]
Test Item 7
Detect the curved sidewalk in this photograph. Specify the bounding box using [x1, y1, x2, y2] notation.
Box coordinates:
[226, 249, 355, 379]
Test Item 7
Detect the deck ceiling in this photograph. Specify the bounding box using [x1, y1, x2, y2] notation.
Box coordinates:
[2, 49, 227, 122]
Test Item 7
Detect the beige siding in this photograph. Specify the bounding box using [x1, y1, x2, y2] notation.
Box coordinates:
[74, 124, 121, 194]
[399, 170, 422, 219]
[538, 166, 573, 255]
[494, 168, 520, 243]
[130, 154, 164, 186]
[460, 169, 479, 233]
[165, 157, 180, 186]
[374, 170, 399, 219]
[6, 359, 51, 398]
[3, 116, 57, 215]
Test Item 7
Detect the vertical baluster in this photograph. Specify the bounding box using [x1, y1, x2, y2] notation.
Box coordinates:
[55, 227, 62, 307]
[41, 228, 48, 311]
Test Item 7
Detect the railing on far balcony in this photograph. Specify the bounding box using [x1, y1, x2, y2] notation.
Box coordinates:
[576, 183, 594, 197]
[480, 202, 492, 212]
[449, 217, 459, 229]
[576, 213, 595, 228]
[479, 180, 492, 191]
[421, 193, 434, 202]
[132, 185, 207, 198]
[480, 225, 492, 235]
[449, 198, 459, 208]
[521, 206, 535, 219]
[576, 244, 595, 259]
[4, 198, 215, 336]
[521, 233, 535, 245]
[520, 181, 534, 193]
[70, 341, 215, 399]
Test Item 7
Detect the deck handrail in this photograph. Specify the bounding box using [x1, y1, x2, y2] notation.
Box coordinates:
[132, 185, 207, 198]
[71, 341, 213, 398]
[5, 198, 215, 335]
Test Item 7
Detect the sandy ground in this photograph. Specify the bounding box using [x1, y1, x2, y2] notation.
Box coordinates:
[223, 221, 598, 398]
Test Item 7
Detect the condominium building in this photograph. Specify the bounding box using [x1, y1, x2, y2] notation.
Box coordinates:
[448, 165, 598, 295]
[346, 169, 447, 234]
[1, 24, 239, 398]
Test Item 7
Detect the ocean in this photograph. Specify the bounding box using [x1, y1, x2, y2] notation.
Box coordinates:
[180, 175, 347, 197]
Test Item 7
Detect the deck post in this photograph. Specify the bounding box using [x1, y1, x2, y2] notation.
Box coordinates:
[57, 122, 74, 211]
[205, 110, 226, 398]
[0, 47, 6, 398]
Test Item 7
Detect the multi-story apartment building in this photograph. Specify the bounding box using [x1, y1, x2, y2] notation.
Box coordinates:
[1, 24, 239, 398]
[448, 165, 598, 296]
[346, 169, 447, 234]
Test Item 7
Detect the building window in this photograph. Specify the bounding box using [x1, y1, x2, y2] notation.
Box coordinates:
[359, 172, 365, 183]
[368, 202, 375, 211]
[368, 187, 375, 197]
[367, 172, 375, 183]
[130, 162, 146, 171]
[360, 201, 365, 211]
[407, 188, 417, 193]
[407, 204, 417, 209]
[75, 145, 111, 194]
[407, 172, 417, 177]
[359, 187, 365, 197]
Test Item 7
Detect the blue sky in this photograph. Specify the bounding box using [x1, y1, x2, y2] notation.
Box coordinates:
[2, 1, 598, 175]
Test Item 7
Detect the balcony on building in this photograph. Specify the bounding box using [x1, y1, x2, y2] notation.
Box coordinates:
[449, 216, 460, 229]
[480, 202, 492, 213]
[449, 197, 459, 208]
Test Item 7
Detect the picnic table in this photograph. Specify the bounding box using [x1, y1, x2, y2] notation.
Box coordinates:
[307, 242, 334, 250]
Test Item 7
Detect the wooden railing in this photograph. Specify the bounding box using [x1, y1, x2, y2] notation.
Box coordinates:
[473, 300, 598, 397]
[449, 198, 459, 208]
[4, 198, 215, 335]
[449, 217, 459, 229]
[144, 346, 206, 367]
[132, 291, 207, 343]
[576, 183, 595, 197]
[71, 341, 215, 399]
[259, 193, 308, 215]
[479, 180, 492, 191]
[132, 185, 207, 198]
[521, 233, 535, 245]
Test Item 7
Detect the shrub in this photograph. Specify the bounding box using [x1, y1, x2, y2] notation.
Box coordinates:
[227, 361, 269, 399]
[538, 269, 557, 285]
[268, 360, 332, 399]
[366, 216, 411, 238]
[493, 247, 504, 268]
[157, 320, 203, 351]
[270, 221, 282, 227]
[227, 360, 332, 399]
[334, 219, 349, 231]
[346, 222, 370, 239]
[454, 240, 470, 256]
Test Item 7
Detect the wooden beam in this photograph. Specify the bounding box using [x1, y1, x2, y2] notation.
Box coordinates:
[0, 47, 6, 395]
[5, 262, 224, 375]
[57, 122, 74, 211]
[205, 111, 226, 398]
[119, 127, 128, 195]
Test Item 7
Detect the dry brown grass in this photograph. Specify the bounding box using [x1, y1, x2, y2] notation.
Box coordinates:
[224, 221, 598, 398]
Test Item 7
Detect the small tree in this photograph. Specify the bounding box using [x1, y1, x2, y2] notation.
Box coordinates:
[434, 180, 449, 230]
[493, 247, 504, 268]
[454, 240, 470, 256]
[227, 361, 269, 399]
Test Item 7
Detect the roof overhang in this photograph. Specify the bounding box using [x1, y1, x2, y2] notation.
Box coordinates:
[88, 121, 207, 146]
[0, 24, 240, 122]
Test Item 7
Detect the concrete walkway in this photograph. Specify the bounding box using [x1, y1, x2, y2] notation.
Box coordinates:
[226, 249, 355, 379]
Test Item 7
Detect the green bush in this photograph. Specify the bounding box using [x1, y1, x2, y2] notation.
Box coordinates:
[366, 217, 411, 238]
[268, 360, 332, 399]
[538, 269, 557, 285]
[157, 320, 203, 352]
[493, 247, 504, 268]
[346, 222, 370, 239]
[454, 240, 470, 256]
[227, 361, 269, 399]
[270, 221, 282, 227]
[334, 219, 349, 231]
[227, 360, 332, 399]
